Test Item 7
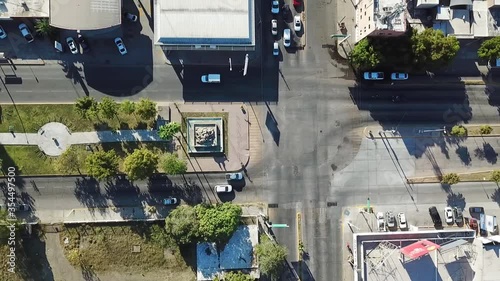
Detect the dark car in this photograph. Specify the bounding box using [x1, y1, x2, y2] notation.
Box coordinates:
[469, 207, 484, 220]
[429, 206, 442, 227]
[453, 207, 463, 224]
[77, 34, 90, 52]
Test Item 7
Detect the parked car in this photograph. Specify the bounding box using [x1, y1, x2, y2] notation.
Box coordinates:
[391, 73, 408, 80]
[453, 207, 463, 224]
[469, 206, 484, 220]
[124, 12, 138, 22]
[18, 23, 34, 43]
[226, 172, 243, 181]
[0, 25, 7, 39]
[163, 197, 178, 205]
[66, 37, 78, 55]
[398, 212, 407, 229]
[271, 0, 280, 14]
[271, 19, 278, 36]
[377, 212, 385, 231]
[114, 37, 127, 55]
[282, 4, 290, 20]
[215, 185, 233, 193]
[293, 0, 302, 7]
[429, 206, 442, 227]
[444, 207, 454, 224]
[294, 15, 301, 32]
[283, 29, 291, 47]
[77, 34, 90, 53]
[363, 72, 384, 80]
[386, 211, 396, 228]
[273, 41, 279, 56]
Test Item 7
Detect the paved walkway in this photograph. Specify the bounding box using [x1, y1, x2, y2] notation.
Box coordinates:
[0, 122, 163, 156]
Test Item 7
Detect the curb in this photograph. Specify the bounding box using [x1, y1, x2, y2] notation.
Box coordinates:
[0, 59, 45, 66]
[407, 169, 497, 184]
[362, 126, 500, 140]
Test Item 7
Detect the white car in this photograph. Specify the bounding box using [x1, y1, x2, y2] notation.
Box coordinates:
[215, 185, 233, 193]
[391, 73, 408, 80]
[294, 15, 302, 32]
[66, 37, 78, 54]
[0, 25, 7, 39]
[271, 19, 278, 36]
[273, 41, 279, 56]
[18, 23, 34, 43]
[271, 0, 279, 14]
[444, 207, 454, 224]
[398, 212, 407, 229]
[225, 172, 243, 181]
[124, 12, 138, 22]
[376, 212, 385, 231]
[283, 29, 291, 47]
[114, 37, 127, 55]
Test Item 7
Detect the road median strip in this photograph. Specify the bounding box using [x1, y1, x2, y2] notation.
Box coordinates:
[408, 170, 496, 184]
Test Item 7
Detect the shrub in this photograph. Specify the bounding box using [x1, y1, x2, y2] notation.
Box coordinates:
[490, 170, 500, 183]
[450, 125, 467, 137]
[480, 125, 493, 135]
[441, 173, 460, 185]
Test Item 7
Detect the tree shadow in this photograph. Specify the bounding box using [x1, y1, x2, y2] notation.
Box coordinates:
[17, 226, 55, 281]
[446, 192, 466, 210]
[172, 179, 203, 205]
[81, 264, 101, 281]
[492, 187, 500, 206]
[483, 143, 498, 164]
[455, 146, 471, 166]
[74, 177, 107, 215]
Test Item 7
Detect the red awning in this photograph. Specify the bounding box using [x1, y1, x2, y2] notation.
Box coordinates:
[400, 240, 440, 259]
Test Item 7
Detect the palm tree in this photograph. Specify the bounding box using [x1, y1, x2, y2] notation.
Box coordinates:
[35, 19, 55, 39]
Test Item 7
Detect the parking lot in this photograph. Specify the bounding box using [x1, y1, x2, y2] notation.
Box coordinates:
[0, 0, 165, 66]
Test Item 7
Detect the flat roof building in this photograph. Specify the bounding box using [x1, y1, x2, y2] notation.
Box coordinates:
[0, 0, 49, 19]
[154, 0, 255, 51]
[49, 0, 121, 30]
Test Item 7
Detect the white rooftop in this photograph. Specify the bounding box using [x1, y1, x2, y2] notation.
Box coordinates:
[374, 0, 406, 32]
[447, 9, 472, 37]
[0, 0, 49, 18]
[155, 0, 255, 46]
[49, 0, 121, 30]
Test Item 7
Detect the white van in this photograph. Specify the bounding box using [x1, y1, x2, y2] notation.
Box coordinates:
[201, 74, 221, 83]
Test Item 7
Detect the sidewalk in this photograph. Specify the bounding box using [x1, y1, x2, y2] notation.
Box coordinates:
[335, 0, 357, 60]
[18, 203, 267, 224]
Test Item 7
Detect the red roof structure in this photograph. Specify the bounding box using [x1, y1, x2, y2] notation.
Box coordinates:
[400, 240, 440, 260]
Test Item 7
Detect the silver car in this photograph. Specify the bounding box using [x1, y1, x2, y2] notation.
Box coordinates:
[391, 73, 408, 80]
[283, 29, 291, 47]
[226, 172, 243, 181]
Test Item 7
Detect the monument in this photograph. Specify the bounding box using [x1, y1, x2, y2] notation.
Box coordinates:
[186, 117, 224, 154]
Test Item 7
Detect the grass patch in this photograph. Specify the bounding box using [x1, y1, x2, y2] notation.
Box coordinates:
[180, 112, 229, 157]
[0, 104, 155, 134]
[59, 223, 196, 277]
[0, 142, 171, 175]
[408, 171, 494, 184]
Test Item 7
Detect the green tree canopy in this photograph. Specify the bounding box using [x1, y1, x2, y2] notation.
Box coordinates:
[450, 125, 467, 137]
[478, 37, 500, 61]
[98, 97, 119, 120]
[123, 148, 159, 181]
[164, 205, 200, 244]
[441, 173, 460, 185]
[75, 96, 98, 119]
[158, 122, 181, 140]
[136, 98, 157, 120]
[412, 28, 459, 69]
[85, 150, 119, 180]
[349, 38, 383, 70]
[490, 170, 500, 183]
[214, 271, 254, 281]
[120, 100, 136, 115]
[195, 203, 242, 243]
[161, 153, 187, 175]
[0, 210, 21, 241]
[255, 235, 287, 280]
[55, 147, 86, 174]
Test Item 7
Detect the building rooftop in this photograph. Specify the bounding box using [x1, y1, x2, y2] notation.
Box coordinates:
[49, 0, 121, 30]
[373, 0, 406, 31]
[155, 0, 255, 46]
[0, 0, 49, 18]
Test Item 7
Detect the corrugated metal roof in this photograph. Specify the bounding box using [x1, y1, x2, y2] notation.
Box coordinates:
[50, 0, 121, 30]
[155, 0, 255, 46]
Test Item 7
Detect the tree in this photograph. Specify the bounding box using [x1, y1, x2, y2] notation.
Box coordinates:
[98, 97, 118, 120]
[411, 28, 459, 69]
[195, 203, 242, 243]
[480, 125, 493, 135]
[164, 205, 200, 244]
[349, 38, 383, 70]
[135, 98, 157, 120]
[441, 173, 460, 185]
[490, 170, 500, 183]
[255, 235, 287, 280]
[450, 125, 467, 137]
[123, 148, 159, 181]
[161, 153, 187, 175]
[214, 271, 254, 281]
[75, 97, 98, 119]
[85, 150, 119, 180]
[478, 37, 500, 61]
[55, 147, 86, 174]
[158, 122, 181, 140]
[120, 100, 136, 115]
[35, 19, 55, 38]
